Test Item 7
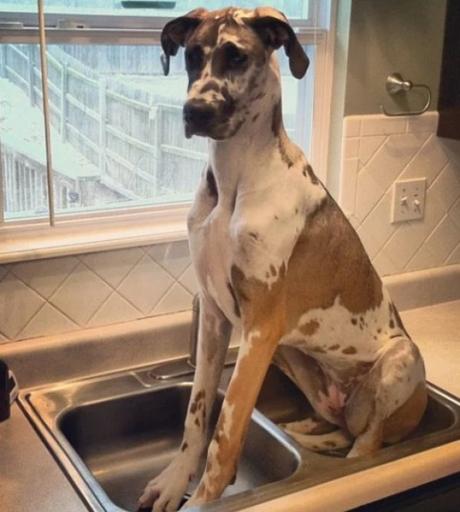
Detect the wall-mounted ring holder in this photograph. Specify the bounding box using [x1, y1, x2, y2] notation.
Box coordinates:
[380, 73, 431, 117]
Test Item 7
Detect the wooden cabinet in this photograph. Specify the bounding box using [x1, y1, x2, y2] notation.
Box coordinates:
[437, 0, 460, 139]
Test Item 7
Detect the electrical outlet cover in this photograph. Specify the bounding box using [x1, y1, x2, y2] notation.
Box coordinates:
[391, 178, 427, 223]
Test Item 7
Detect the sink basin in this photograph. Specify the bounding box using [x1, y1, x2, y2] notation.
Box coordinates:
[20, 362, 460, 512]
[58, 382, 300, 511]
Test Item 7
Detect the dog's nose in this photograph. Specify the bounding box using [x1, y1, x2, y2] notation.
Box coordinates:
[183, 102, 215, 127]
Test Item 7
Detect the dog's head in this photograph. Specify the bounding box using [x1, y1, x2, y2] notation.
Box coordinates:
[161, 7, 309, 140]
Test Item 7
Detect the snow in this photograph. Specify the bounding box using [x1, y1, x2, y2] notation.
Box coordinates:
[0, 78, 100, 179]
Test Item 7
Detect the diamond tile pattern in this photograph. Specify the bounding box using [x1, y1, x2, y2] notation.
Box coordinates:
[341, 112, 460, 278]
[0, 273, 44, 339]
[0, 242, 197, 342]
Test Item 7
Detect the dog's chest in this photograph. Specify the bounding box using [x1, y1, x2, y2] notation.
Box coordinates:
[189, 203, 241, 323]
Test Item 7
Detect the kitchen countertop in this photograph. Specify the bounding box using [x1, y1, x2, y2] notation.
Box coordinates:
[0, 300, 459, 512]
[0, 404, 88, 512]
[401, 299, 460, 397]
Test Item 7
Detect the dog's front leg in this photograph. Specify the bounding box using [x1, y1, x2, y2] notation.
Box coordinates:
[138, 295, 231, 512]
[184, 281, 285, 507]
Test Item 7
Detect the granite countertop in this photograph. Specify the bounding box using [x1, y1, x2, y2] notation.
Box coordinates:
[0, 301, 459, 512]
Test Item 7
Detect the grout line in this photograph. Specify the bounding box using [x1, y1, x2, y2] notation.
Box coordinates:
[15, 301, 48, 340]
[379, 228, 406, 273]
[177, 263, 199, 296]
[144, 243, 192, 282]
[114, 252, 174, 316]
[1, 270, 47, 339]
[148, 279, 177, 316]
[8, 256, 80, 299]
[427, 160, 450, 194]
[444, 241, 460, 265]
[115, 251, 146, 291]
[85, 289, 116, 326]
[358, 134, 389, 174]
[76, 255, 141, 318]
[404, 214, 449, 271]
[45, 261, 88, 327]
[79, 248, 145, 291]
[0, 327, 11, 341]
[15, 301, 79, 341]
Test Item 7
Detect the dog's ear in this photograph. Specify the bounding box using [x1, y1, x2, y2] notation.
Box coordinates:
[247, 15, 309, 79]
[161, 8, 207, 76]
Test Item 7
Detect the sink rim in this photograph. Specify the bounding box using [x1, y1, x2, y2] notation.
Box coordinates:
[18, 362, 460, 512]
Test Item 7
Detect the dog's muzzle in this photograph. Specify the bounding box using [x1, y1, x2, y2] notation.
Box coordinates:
[183, 100, 217, 139]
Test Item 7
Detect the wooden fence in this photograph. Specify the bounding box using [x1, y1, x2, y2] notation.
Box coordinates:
[0, 43, 207, 212]
[0, 142, 78, 216]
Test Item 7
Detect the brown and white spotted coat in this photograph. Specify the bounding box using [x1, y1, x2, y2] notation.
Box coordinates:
[138, 7, 427, 512]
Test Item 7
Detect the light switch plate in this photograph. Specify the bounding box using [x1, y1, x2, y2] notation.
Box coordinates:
[391, 178, 426, 223]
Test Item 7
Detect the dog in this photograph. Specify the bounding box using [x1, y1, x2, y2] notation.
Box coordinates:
[138, 7, 427, 512]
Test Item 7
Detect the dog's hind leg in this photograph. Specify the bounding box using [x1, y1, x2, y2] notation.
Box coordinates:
[345, 337, 427, 458]
[283, 428, 353, 452]
[273, 345, 344, 427]
[278, 416, 336, 435]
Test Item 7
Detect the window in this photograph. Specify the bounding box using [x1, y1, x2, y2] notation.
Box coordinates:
[0, 2, 312, 24]
[0, 1, 334, 254]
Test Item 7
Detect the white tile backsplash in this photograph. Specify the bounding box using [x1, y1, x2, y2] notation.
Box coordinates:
[359, 115, 406, 136]
[10, 256, 79, 299]
[430, 162, 460, 211]
[87, 292, 141, 328]
[117, 254, 174, 315]
[341, 111, 460, 278]
[450, 198, 460, 230]
[18, 303, 78, 340]
[0, 273, 44, 339]
[49, 262, 113, 325]
[0, 241, 197, 342]
[358, 135, 386, 166]
[147, 240, 191, 278]
[81, 248, 144, 288]
[400, 134, 449, 185]
[177, 264, 200, 295]
[152, 282, 193, 316]
[446, 243, 460, 265]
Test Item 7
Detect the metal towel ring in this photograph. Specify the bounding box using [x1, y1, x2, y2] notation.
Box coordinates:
[380, 73, 431, 117]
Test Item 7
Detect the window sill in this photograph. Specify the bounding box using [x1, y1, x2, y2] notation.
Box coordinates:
[0, 206, 189, 264]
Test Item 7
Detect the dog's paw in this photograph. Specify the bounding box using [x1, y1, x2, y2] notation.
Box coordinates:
[179, 490, 205, 510]
[138, 458, 195, 512]
[179, 498, 199, 510]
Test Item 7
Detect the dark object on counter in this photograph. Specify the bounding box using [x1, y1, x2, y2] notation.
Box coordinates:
[121, 1, 176, 8]
[0, 360, 18, 422]
[0, 359, 11, 421]
[437, 0, 460, 140]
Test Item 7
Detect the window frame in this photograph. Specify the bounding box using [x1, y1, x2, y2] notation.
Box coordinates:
[0, 1, 337, 263]
[0, 1, 325, 30]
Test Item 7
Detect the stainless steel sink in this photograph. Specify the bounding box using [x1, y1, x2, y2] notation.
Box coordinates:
[19, 361, 460, 512]
[58, 381, 300, 511]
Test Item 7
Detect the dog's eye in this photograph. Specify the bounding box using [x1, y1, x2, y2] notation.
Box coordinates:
[185, 46, 204, 70]
[225, 44, 248, 69]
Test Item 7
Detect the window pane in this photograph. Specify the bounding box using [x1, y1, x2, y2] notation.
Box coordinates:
[0, 1, 310, 20]
[0, 43, 314, 219]
[0, 44, 49, 221]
